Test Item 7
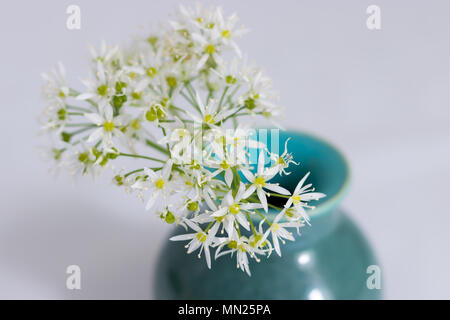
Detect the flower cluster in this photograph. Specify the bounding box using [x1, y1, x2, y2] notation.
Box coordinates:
[39, 4, 325, 275]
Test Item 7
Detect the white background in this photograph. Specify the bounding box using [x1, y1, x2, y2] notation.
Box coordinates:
[0, 0, 449, 299]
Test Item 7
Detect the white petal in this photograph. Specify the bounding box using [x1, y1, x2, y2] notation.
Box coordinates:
[76, 93, 95, 100]
[87, 128, 102, 143]
[273, 234, 281, 257]
[224, 191, 234, 206]
[104, 104, 113, 121]
[187, 240, 202, 253]
[264, 183, 291, 195]
[162, 159, 173, 179]
[257, 188, 268, 212]
[211, 207, 228, 217]
[242, 184, 256, 200]
[240, 169, 254, 183]
[235, 182, 246, 201]
[185, 219, 202, 233]
[85, 113, 103, 125]
[224, 216, 235, 236]
[241, 203, 263, 210]
[301, 192, 326, 201]
[208, 222, 220, 237]
[235, 212, 250, 231]
[225, 169, 233, 187]
[170, 233, 196, 241]
[295, 172, 310, 194]
[257, 151, 265, 174]
[204, 245, 211, 269]
[145, 195, 157, 210]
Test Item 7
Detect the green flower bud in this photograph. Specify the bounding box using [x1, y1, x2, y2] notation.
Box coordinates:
[97, 85, 108, 96]
[61, 131, 71, 142]
[165, 211, 175, 224]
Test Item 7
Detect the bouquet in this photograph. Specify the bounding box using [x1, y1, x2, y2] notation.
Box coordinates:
[40, 4, 325, 276]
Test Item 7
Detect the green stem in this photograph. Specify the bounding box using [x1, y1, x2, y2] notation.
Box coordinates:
[246, 212, 257, 234]
[69, 126, 94, 136]
[204, 221, 215, 233]
[180, 90, 197, 109]
[217, 86, 229, 112]
[185, 83, 202, 114]
[119, 152, 166, 163]
[123, 167, 162, 178]
[124, 168, 144, 177]
[65, 123, 97, 128]
[267, 193, 291, 199]
[145, 139, 170, 156]
[255, 209, 272, 226]
[66, 105, 91, 113]
[221, 106, 245, 123]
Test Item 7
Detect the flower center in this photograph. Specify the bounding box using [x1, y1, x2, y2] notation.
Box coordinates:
[146, 67, 157, 77]
[226, 75, 236, 84]
[204, 114, 215, 124]
[205, 44, 215, 55]
[97, 85, 108, 96]
[220, 160, 229, 170]
[229, 203, 240, 215]
[254, 176, 265, 187]
[196, 232, 207, 242]
[285, 208, 295, 218]
[131, 119, 141, 130]
[292, 195, 301, 204]
[250, 234, 266, 247]
[78, 152, 89, 164]
[215, 215, 225, 222]
[187, 201, 198, 211]
[164, 211, 175, 224]
[222, 30, 231, 39]
[155, 179, 165, 189]
[166, 76, 177, 87]
[227, 240, 237, 249]
[57, 108, 67, 120]
[272, 223, 279, 232]
[103, 121, 115, 132]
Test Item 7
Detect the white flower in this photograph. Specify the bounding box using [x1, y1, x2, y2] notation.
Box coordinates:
[132, 159, 174, 211]
[187, 91, 235, 126]
[76, 61, 119, 105]
[261, 210, 303, 257]
[191, 32, 224, 71]
[41, 62, 69, 103]
[64, 144, 101, 177]
[85, 103, 128, 149]
[269, 138, 299, 176]
[284, 172, 326, 223]
[207, 149, 235, 187]
[41, 100, 69, 131]
[215, 8, 248, 57]
[170, 219, 220, 269]
[242, 151, 291, 212]
[89, 41, 119, 65]
[215, 235, 265, 276]
[209, 183, 262, 236]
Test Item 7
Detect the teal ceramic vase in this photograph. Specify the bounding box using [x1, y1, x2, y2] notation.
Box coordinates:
[154, 130, 381, 299]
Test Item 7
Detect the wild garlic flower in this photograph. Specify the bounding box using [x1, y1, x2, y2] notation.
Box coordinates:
[39, 4, 325, 276]
[242, 151, 291, 212]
